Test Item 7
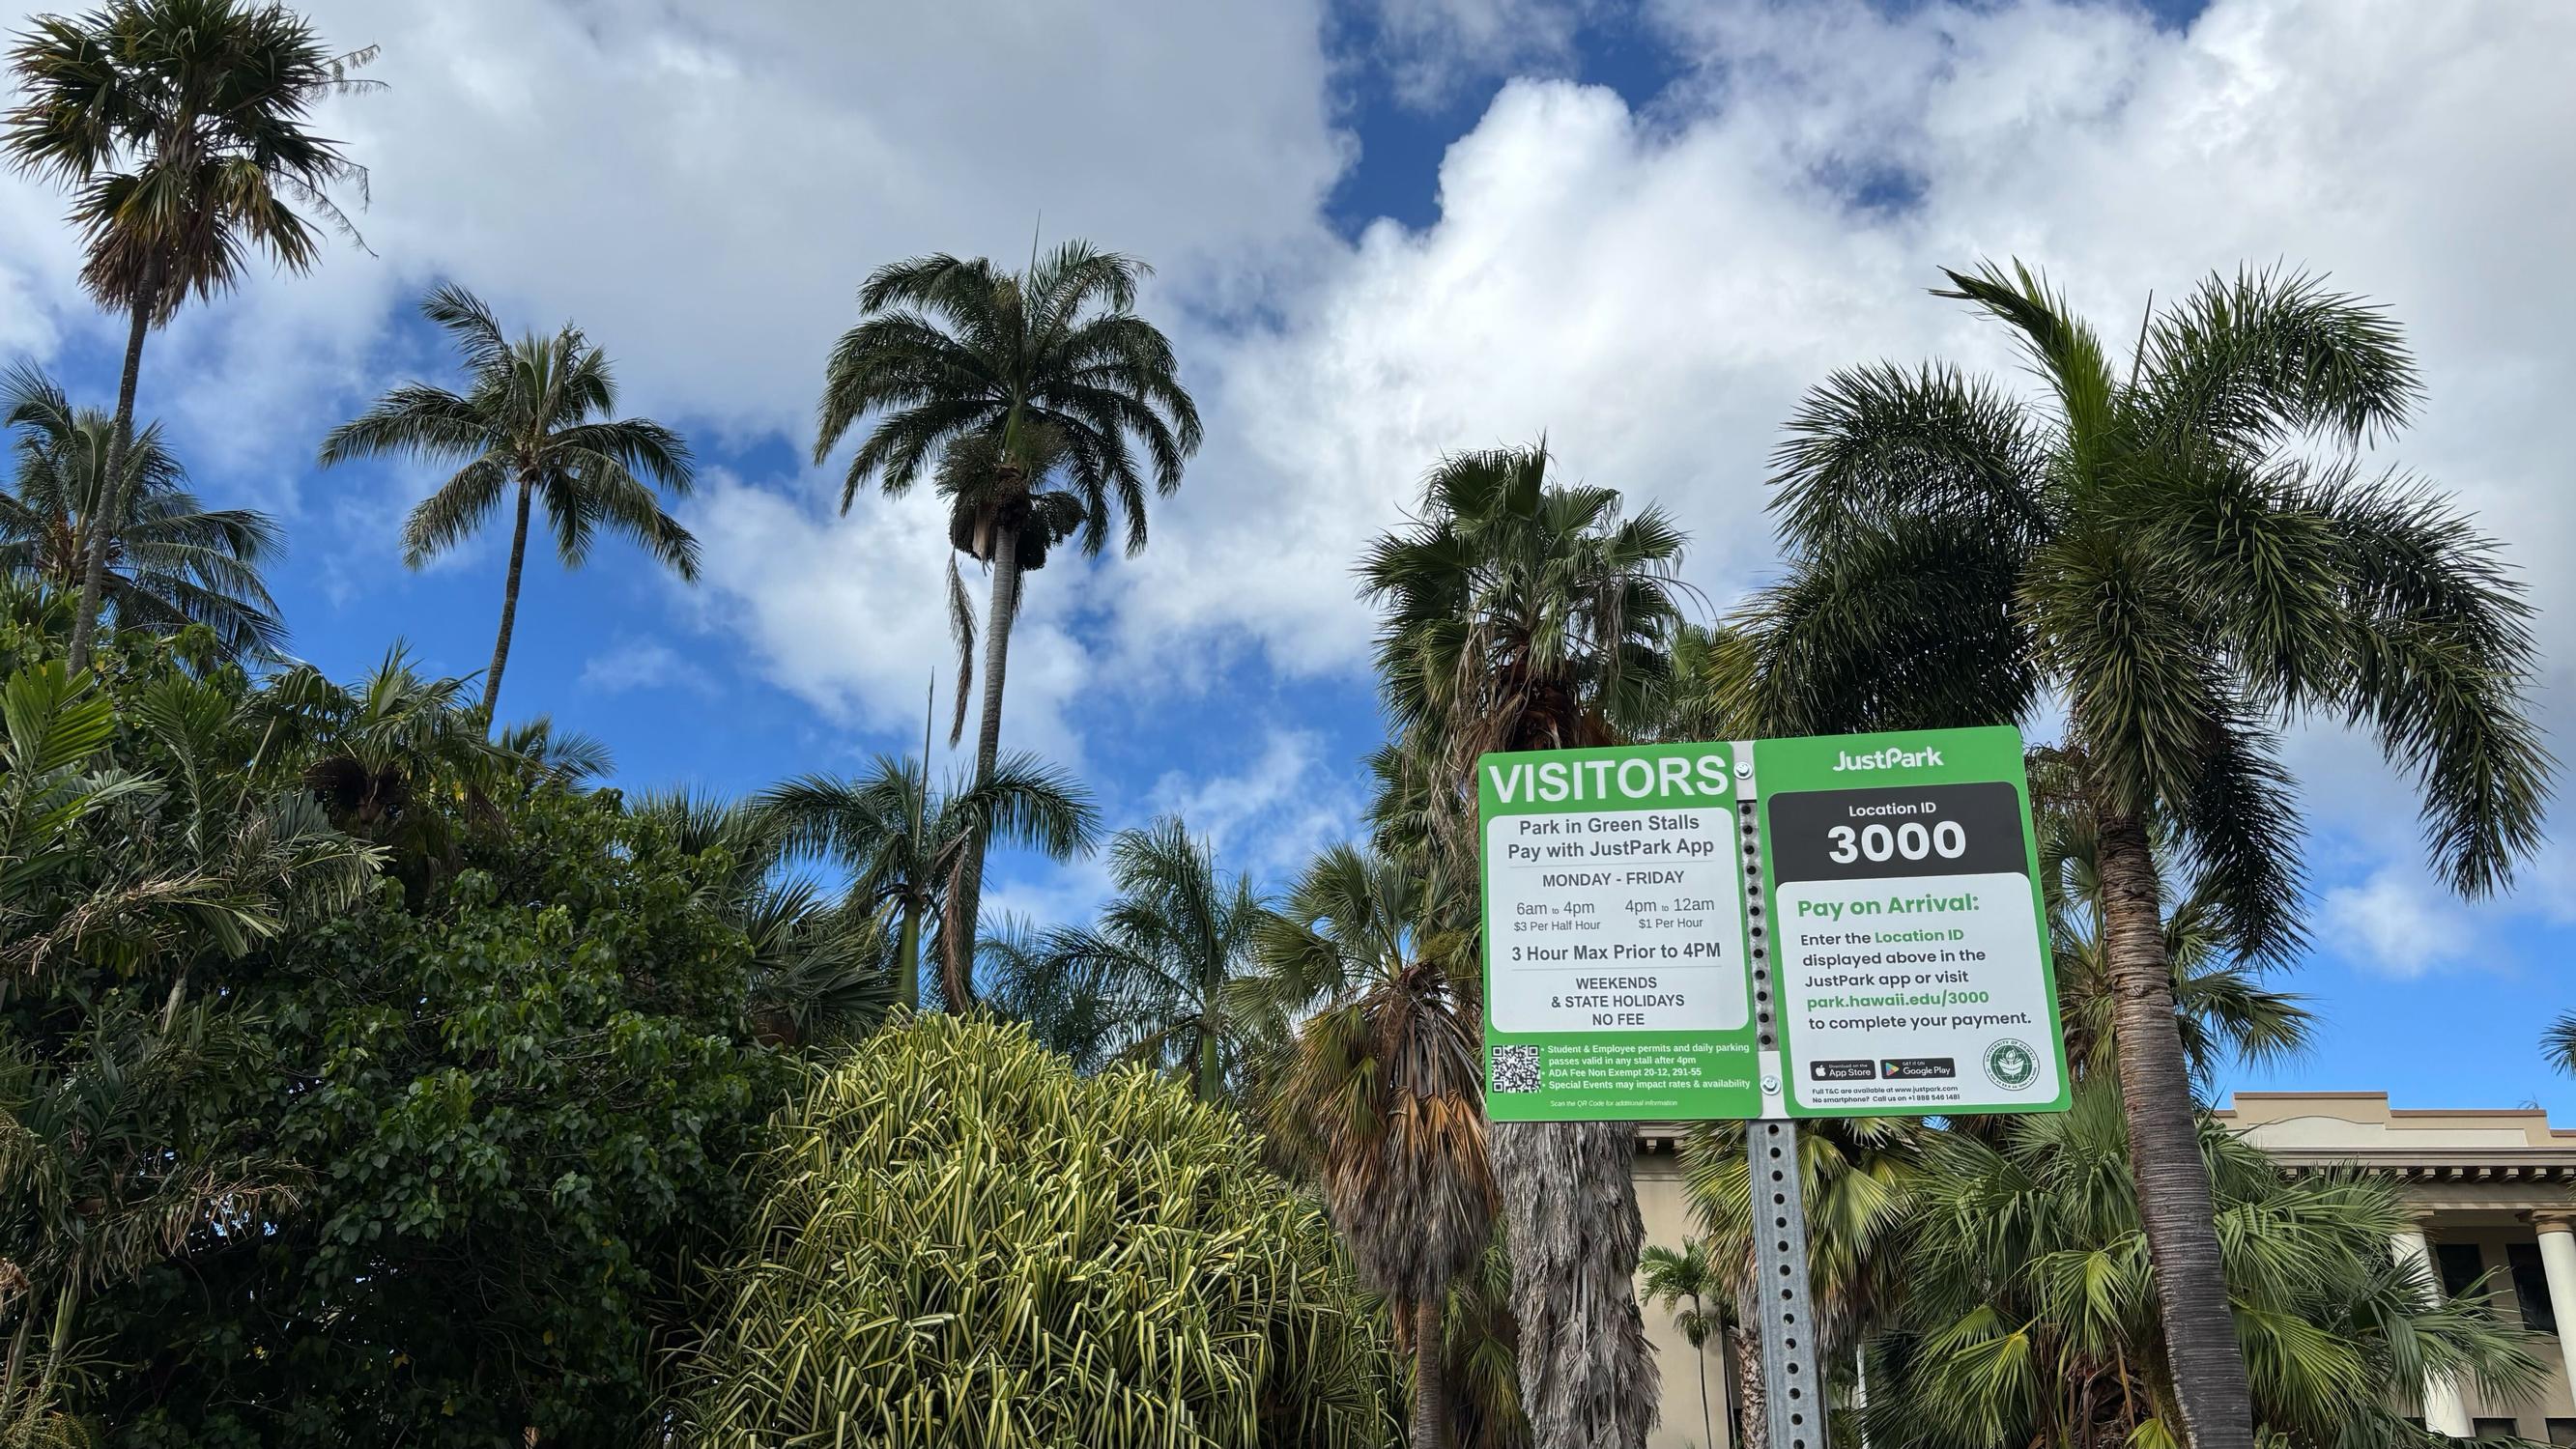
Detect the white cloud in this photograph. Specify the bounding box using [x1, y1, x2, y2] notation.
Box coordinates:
[679, 467, 1097, 765]
[1361, 0, 1600, 108]
[1145, 727, 1368, 882]
[2319, 865, 2484, 980]
[579, 637, 714, 696]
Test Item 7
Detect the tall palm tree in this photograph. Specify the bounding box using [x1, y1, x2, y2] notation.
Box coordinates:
[1260, 844, 1497, 1449]
[2, 365, 283, 659]
[1360, 440, 1687, 1449]
[814, 242, 1201, 995]
[1637, 1240, 1728, 1449]
[4, 0, 374, 670]
[1038, 817, 1271, 1103]
[757, 753, 1099, 1012]
[318, 284, 698, 719]
[1739, 261, 2554, 1449]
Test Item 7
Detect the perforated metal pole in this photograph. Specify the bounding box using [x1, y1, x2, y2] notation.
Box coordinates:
[1733, 743, 1828, 1449]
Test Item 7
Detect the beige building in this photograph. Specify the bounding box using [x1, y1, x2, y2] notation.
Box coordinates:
[1631, 1093, 2576, 1449]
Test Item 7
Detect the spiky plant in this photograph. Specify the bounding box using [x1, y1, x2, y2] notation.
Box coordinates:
[814, 242, 1200, 997]
[1360, 440, 1686, 1449]
[5, 0, 373, 668]
[1737, 262, 2553, 1448]
[318, 285, 697, 719]
[678, 1012, 1399, 1448]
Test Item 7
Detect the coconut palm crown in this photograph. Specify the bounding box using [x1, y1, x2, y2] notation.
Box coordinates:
[2, 365, 283, 659]
[1737, 260, 2553, 1449]
[318, 284, 698, 719]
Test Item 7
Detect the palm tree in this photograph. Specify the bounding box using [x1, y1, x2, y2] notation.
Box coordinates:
[1739, 263, 2552, 1449]
[1638, 1240, 1728, 1449]
[1867, 1084, 2540, 1449]
[1037, 817, 1271, 1102]
[2, 365, 283, 659]
[1260, 844, 1496, 1449]
[1360, 440, 1687, 1449]
[318, 285, 698, 719]
[5, 0, 374, 670]
[756, 753, 1099, 1012]
[814, 242, 1201, 995]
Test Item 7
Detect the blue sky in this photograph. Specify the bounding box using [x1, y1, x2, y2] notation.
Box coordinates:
[4, 0, 2570, 1116]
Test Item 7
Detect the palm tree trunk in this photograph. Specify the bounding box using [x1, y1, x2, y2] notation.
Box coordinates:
[1694, 1320, 1715, 1449]
[65, 295, 153, 673]
[1489, 1119, 1657, 1449]
[2094, 809, 2252, 1449]
[1197, 1019, 1220, 1101]
[483, 476, 534, 721]
[941, 514, 1022, 1008]
[1413, 1293, 1447, 1449]
[894, 899, 921, 1013]
[1729, 1320, 1764, 1449]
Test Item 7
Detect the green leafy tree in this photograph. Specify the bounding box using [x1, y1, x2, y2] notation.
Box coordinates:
[4, 0, 373, 670]
[1360, 441, 1686, 1449]
[1637, 1240, 1727, 1449]
[1035, 817, 1274, 1103]
[319, 284, 699, 719]
[1738, 262, 2552, 1448]
[1261, 844, 1496, 1449]
[758, 751, 1099, 1012]
[677, 1012, 1399, 1448]
[813, 242, 1201, 996]
[1865, 1085, 2540, 1449]
[2, 366, 284, 659]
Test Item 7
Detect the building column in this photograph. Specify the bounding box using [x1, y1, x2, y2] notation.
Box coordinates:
[2530, 1211, 2576, 1406]
[2394, 1212, 2476, 1436]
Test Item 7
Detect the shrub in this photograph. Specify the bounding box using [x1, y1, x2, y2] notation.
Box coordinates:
[680, 1012, 1399, 1447]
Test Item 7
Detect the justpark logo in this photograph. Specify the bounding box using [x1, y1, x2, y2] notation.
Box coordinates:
[1830, 744, 1944, 772]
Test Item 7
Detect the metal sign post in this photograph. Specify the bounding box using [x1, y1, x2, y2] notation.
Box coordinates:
[1735, 744, 1828, 1449]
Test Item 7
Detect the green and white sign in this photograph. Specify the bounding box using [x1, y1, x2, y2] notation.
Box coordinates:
[1478, 742, 1760, 1122]
[1478, 724, 2068, 1122]
[1756, 725, 2068, 1118]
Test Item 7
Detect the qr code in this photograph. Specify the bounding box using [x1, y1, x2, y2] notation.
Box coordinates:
[1491, 1045, 1543, 1094]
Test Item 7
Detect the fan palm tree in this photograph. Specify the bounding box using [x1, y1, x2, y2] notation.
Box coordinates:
[814, 242, 1201, 995]
[1260, 844, 1496, 1449]
[757, 753, 1098, 1013]
[1738, 262, 2552, 1449]
[4, 0, 374, 669]
[1638, 1239, 1728, 1449]
[1867, 1084, 2540, 1449]
[2, 366, 283, 659]
[1360, 440, 1687, 1449]
[318, 284, 698, 719]
[1036, 817, 1272, 1103]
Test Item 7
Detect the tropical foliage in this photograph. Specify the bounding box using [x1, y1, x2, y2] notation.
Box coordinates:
[759, 751, 1098, 1012]
[1361, 441, 1687, 1449]
[676, 1012, 1399, 1448]
[2, 366, 284, 659]
[319, 284, 699, 718]
[1733, 261, 2553, 1449]
[1862, 1085, 2541, 1449]
[3, 0, 373, 668]
[814, 241, 1201, 995]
